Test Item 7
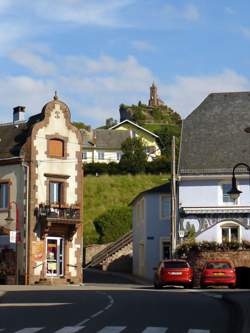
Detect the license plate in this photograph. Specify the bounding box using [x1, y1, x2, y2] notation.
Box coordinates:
[213, 272, 224, 276]
[169, 272, 182, 275]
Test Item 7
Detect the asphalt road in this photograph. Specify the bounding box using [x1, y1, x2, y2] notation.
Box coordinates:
[0, 270, 249, 333]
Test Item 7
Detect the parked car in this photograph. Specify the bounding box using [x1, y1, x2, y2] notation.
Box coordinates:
[153, 259, 193, 289]
[200, 260, 236, 288]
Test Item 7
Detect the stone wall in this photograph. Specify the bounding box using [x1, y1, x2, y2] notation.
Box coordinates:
[184, 250, 250, 288]
[84, 243, 112, 265]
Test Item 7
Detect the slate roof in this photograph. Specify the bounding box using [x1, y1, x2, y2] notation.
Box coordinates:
[130, 182, 171, 206]
[82, 129, 130, 149]
[0, 113, 44, 159]
[179, 92, 250, 175]
[0, 122, 28, 159]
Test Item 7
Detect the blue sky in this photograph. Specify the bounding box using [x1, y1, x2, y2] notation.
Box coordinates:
[1, 0, 250, 127]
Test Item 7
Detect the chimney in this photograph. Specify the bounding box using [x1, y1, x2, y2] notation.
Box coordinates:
[13, 106, 25, 123]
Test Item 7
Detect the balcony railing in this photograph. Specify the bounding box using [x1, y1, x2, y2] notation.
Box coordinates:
[37, 204, 80, 220]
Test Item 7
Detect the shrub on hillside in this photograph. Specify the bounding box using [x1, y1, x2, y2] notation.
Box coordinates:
[119, 137, 147, 174]
[145, 156, 171, 174]
[93, 206, 132, 243]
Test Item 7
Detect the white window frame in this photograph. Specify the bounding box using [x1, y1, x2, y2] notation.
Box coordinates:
[160, 194, 171, 220]
[219, 181, 239, 206]
[82, 151, 87, 160]
[98, 151, 105, 160]
[220, 222, 241, 243]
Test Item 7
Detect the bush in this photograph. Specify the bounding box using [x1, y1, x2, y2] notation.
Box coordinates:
[145, 156, 171, 174]
[175, 240, 250, 256]
[93, 206, 132, 243]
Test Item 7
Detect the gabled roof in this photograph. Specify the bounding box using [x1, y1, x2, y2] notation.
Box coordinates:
[82, 129, 130, 149]
[129, 182, 171, 206]
[110, 119, 159, 138]
[178, 92, 250, 175]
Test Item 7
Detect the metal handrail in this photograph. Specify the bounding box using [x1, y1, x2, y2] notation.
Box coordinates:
[89, 230, 132, 267]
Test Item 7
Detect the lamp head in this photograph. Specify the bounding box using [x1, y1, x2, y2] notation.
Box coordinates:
[228, 175, 242, 200]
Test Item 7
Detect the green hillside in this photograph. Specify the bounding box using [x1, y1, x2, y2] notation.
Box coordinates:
[83, 174, 169, 245]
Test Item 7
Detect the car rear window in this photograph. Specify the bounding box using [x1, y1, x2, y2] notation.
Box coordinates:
[164, 261, 189, 268]
[206, 262, 232, 269]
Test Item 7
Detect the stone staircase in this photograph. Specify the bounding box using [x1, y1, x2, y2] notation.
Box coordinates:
[87, 231, 133, 272]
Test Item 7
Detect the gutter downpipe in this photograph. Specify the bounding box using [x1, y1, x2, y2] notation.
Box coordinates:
[22, 162, 29, 285]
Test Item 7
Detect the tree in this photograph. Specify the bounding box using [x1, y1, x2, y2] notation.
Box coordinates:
[155, 125, 181, 159]
[94, 207, 132, 243]
[119, 137, 147, 174]
[73, 121, 91, 131]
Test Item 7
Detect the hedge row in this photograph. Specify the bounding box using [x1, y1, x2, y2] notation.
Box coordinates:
[83, 158, 171, 176]
[176, 240, 250, 256]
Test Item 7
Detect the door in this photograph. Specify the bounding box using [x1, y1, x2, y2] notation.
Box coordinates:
[46, 237, 64, 277]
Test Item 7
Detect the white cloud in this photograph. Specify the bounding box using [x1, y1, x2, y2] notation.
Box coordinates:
[164, 3, 200, 22]
[240, 27, 250, 39]
[32, 0, 134, 27]
[183, 4, 200, 21]
[225, 7, 235, 15]
[162, 70, 250, 118]
[9, 49, 57, 76]
[0, 76, 55, 122]
[131, 40, 155, 52]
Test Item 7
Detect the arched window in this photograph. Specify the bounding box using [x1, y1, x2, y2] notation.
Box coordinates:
[48, 139, 64, 158]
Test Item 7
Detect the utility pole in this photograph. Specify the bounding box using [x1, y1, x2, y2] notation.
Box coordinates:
[171, 136, 177, 257]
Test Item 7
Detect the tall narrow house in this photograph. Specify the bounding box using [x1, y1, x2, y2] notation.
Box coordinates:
[0, 94, 83, 284]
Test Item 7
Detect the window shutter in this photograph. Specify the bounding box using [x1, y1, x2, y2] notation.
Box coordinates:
[48, 139, 64, 157]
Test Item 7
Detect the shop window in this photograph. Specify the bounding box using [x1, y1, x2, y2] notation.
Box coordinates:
[0, 183, 9, 209]
[222, 226, 239, 243]
[49, 182, 64, 205]
[48, 139, 64, 158]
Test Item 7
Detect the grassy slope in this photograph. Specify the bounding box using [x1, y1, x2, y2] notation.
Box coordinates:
[83, 174, 169, 245]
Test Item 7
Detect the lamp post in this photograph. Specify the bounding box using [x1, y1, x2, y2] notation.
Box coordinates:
[5, 201, 20, 284]
[228, 163, 250, 200]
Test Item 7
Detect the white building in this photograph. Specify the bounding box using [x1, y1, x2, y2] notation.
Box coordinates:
[178, 92, 250, 243]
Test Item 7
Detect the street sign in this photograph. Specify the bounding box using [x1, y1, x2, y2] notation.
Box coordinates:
[10, 231, 17, 243]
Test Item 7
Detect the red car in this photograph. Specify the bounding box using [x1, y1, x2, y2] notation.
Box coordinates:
[200, 260, 236, 288]
[154, 259, 193, 289]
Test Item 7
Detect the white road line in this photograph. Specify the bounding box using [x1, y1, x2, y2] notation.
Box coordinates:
[76, 318, 90, 325]
[91, 310, 104, 318]
[14, 328, 44, 333]
[97, 327, 126, 333]
[142, 328, 168, 333]
[188, 328, 210, 333]
[0, 303, 71, 307]
[53, 326, 85, 333]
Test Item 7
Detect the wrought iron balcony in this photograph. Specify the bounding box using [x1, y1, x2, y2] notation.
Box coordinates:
[37, 204, 80, 221]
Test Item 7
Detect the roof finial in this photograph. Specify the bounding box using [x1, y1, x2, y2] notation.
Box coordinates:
[54, 90, 58, 100]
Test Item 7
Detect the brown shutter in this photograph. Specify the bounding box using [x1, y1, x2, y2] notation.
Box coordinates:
[48, 139, 64, 157]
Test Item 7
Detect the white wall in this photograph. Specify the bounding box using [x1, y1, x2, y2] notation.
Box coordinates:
[179, 178, 250, 207]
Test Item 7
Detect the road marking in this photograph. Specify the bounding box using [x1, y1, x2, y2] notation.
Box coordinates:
[76, 318, 90, 325]
[14, 328, 44, 333]
[97, 327, 126, 333]
[142, 328, 168, 333]
[188, 328, 210, 333]
[0, 303, 71, 307]
[204, 293, 223, 300]
[91, 310, 104, 318]
[53, 327, 85, 333]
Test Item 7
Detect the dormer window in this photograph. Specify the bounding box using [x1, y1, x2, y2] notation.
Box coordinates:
[48, 139, 64, 158]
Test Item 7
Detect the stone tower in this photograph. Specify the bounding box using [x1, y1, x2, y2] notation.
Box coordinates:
[148, 82, 164, 107]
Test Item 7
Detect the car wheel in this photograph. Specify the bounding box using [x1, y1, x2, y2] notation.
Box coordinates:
[154, 281, 163, 289]
[228, 284, 236, 289]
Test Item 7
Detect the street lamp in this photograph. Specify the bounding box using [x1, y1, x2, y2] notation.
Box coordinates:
[228, 163, 250, 200]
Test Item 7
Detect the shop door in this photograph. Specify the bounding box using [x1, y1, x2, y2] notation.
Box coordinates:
[46, 237, 64, 277]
